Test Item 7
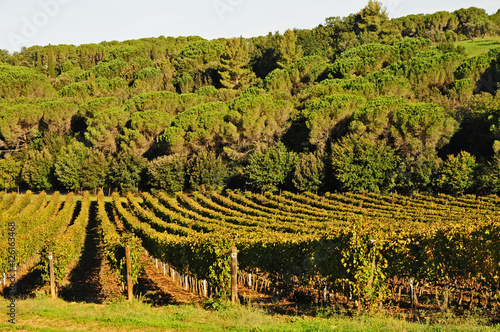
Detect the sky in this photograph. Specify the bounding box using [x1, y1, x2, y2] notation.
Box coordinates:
[1, 0, 499, 53]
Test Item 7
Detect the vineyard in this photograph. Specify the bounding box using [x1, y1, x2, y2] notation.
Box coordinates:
[1, 190, 500, 313]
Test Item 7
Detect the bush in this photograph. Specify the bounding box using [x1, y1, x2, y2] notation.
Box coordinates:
[245, 143, 296, 192]
[434, 151, 476, 195]
[147, 154, 187, 193]
[330, 135, 399, 192]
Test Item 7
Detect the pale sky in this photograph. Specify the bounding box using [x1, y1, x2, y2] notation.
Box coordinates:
[1, 0, 498, 53]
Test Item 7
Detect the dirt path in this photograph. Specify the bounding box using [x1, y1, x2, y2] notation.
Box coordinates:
[135, 253, 201, 306]
[58, 201, 104, 303]
[2, 255, 44, 299]
[5, 200, 212, 306]
[56, 199, 203, 305]
[106, 199, 202, 305]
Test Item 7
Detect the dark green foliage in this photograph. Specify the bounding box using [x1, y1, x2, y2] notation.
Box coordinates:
[174, 40, 224, 74]
[0, 103, 43, 149]
[0, 156, 20, 190]
[476, 154, 500, 194]
[394, 149, 441, 193]
[349, 96, 407, 138]
[54, 140, 89, 190]
[296, 25, 335, 58]
[292, 151, 325, 192]
[249, 34, 280, 79]
[287, 55, 328, 93]
[176, 73, 195, 93]
[188, 150, 227, 191]
[330, 135, 399, 192]
[20, 148, 54, 190]
[389, 103, 458, 155]
[173, 40, 224, 90]
[84, 106, 130, 154]
[434, 151, 476, 195]
[81, 149, 109, 191]
[147, 154, 187, 193]
[120, 107, 176, 156]
[103, 45, 149, 62]
[389, 7, 498, 41]
[0, 5, 499, 195]
[160, 101, 232, 154]
[48, 44, 56, 78]
[245, 143, 296, 192]
[108, 151, 147, 192]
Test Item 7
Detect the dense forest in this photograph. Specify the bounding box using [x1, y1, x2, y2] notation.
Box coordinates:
[0, 1, 500, 196]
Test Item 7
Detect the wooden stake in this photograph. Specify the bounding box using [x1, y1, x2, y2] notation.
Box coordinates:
[410, 279, 414, 308]
[125, 245, 133, 302]
[444, 285, 449, 309]
[231, 246, 239, 304]
[435, 287, 441, 309]
[48, 252, 56, 299]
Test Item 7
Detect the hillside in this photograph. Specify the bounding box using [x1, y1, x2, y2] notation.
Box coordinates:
[0, 2, 500, 196]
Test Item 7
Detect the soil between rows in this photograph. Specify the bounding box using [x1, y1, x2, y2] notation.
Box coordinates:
[3, 201, 205, 305]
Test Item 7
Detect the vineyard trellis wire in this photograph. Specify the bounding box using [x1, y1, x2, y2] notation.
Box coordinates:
[0, 190, 498, 310]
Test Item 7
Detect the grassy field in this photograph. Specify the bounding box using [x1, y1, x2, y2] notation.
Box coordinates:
[1, 297, 499, 332]
[455, 36, 500, 57]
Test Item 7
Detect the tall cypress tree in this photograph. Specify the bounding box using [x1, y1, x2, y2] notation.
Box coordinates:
[47, 44, 56, 78]
[36, 53, 43, 73]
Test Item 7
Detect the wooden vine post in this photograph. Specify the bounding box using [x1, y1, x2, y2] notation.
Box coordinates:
[231, 246, 239, 304]
[48, 252, 56, 299]
[125, 245, 133, 302]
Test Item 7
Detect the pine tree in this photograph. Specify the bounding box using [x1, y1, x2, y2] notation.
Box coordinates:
[277, 30, 302, 68]
[245, 143, 296, 192]
[293, 151, 325, 192]
[188, 150, 227, 191]
[219, 37, 256, 90]
[47, 44, 56, 78]
[36, 53, 43, 73]
[356, 0, 388, 34]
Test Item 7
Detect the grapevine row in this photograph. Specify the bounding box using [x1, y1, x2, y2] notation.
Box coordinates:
[96, 192, 142, 286]
[41, 192, 90, 283]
